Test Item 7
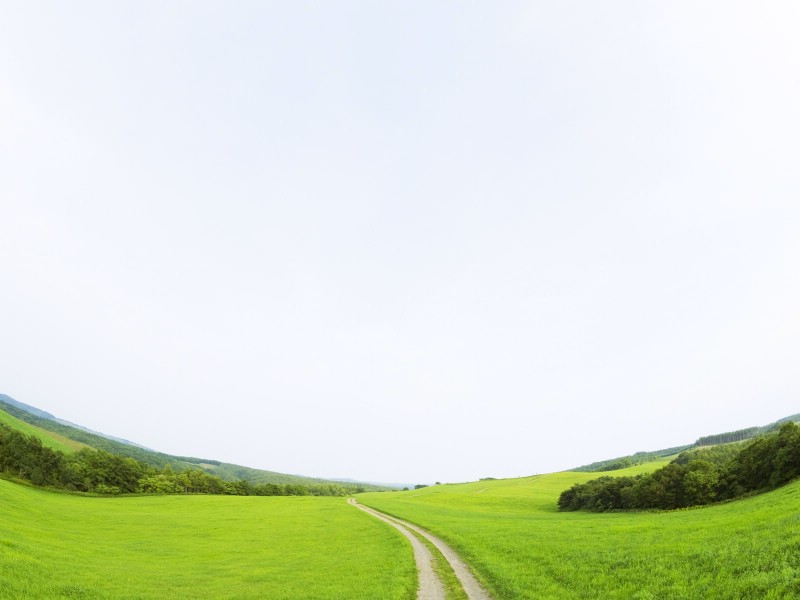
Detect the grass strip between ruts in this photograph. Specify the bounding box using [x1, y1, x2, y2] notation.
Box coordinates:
[411, 528, 470, 600]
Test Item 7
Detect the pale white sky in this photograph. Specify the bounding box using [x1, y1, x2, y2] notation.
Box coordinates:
[2, 2, 799, 484]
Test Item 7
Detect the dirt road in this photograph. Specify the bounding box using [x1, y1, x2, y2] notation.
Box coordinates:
[348, 498, 492, 600]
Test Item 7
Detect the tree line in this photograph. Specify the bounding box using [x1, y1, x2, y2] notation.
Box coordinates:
[559, 422, 800, 512]
[0, 424, 366, 497]
[695, 427, 760, 447]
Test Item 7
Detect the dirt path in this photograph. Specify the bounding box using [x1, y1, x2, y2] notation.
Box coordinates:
[348, 498, 444, 599]
[348, 498, 492, 600]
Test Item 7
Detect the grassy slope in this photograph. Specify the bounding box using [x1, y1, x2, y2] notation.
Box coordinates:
[0, 401, 388, 488]
[573, 413, 800, 473]
[0, 409, 86, 454]
[0, 480, 415, 600]
[359, 461, 800, 599]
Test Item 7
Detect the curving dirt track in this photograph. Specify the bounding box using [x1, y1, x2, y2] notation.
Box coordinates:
[348, 498, 492, 600]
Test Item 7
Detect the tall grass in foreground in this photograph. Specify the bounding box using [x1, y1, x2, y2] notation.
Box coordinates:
[0, 480, 415, 599]
[359, 464, 800, 599]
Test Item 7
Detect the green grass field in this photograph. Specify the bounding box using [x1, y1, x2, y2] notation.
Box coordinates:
[0, 409, 86, 454]
[0, 480, 415, 599]
[359, 463, 800, 599]
[3, 407, 799, 600]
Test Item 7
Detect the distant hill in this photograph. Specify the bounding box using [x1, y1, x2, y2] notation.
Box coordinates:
[329, 477, 409, 490]
[694, 413, 800, 446]
[0, 393, 153, 451]
[0, 394, 389, 490]
[572, 412, 800, 473]
[0, 394, 57, 419]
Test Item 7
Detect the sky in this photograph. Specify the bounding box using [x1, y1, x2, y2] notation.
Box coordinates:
[2, 2, 800, 485]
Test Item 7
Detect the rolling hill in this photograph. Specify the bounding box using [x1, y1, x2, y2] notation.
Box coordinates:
[1, 391, 797, 598]
[0, 393, 391, 490]
[0, 406, 87, 454]
[572, 412, 800, 473]
[358, 461, 800, 598]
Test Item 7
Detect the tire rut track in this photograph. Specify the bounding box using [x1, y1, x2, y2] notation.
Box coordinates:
[348, 498, 492, 600]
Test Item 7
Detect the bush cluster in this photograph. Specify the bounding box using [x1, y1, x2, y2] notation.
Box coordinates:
[559, 422, 800, 512]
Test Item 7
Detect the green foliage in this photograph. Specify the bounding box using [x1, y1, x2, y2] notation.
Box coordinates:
[724, 422, 800, 495]
[672, 442, 743, 466]
[0, 406, 85, 454]
[0, 481, 416, 599]
[359, 463, 800, 599]
[0, 423, 367, 498]
[0, 400, 390, 490]
[0, 424, 67, 487]
[559, 423, 800, 511]
[696, 427, 760, 446]
[572, 445, 692, 472]
[696, 413, 800, 446]
[573, 413, 800, 473]
[0, 399, 188, 469]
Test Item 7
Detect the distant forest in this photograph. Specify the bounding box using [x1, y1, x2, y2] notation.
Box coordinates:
[559, 422, 800, 512]
[695, 427, 760, 446]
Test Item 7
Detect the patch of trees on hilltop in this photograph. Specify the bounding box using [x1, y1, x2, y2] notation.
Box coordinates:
[695, 413, 800, 447]
[0, 424, 367, 497]
[559, 422, 800, 512]
[695, 427, 760, 447]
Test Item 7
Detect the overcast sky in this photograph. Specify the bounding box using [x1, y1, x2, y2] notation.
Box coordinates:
[2, 2, 799, 484]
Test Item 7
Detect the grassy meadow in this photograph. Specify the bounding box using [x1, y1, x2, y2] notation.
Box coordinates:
[359, 462, 800, 599]
[0, 480, 415, 600]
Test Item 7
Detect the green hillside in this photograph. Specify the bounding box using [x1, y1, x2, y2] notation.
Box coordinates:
[195, 461, 356, 487]
[358, 463, 800, 599]
[0, 480, 414, 599]
[2, 391, 798, 598]
[0, 408, 86, 454]
[573, 412, 800, 473]
[0, 397, 388, 490]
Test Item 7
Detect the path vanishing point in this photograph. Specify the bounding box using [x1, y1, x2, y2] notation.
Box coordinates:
[348, 498, 492, 600]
